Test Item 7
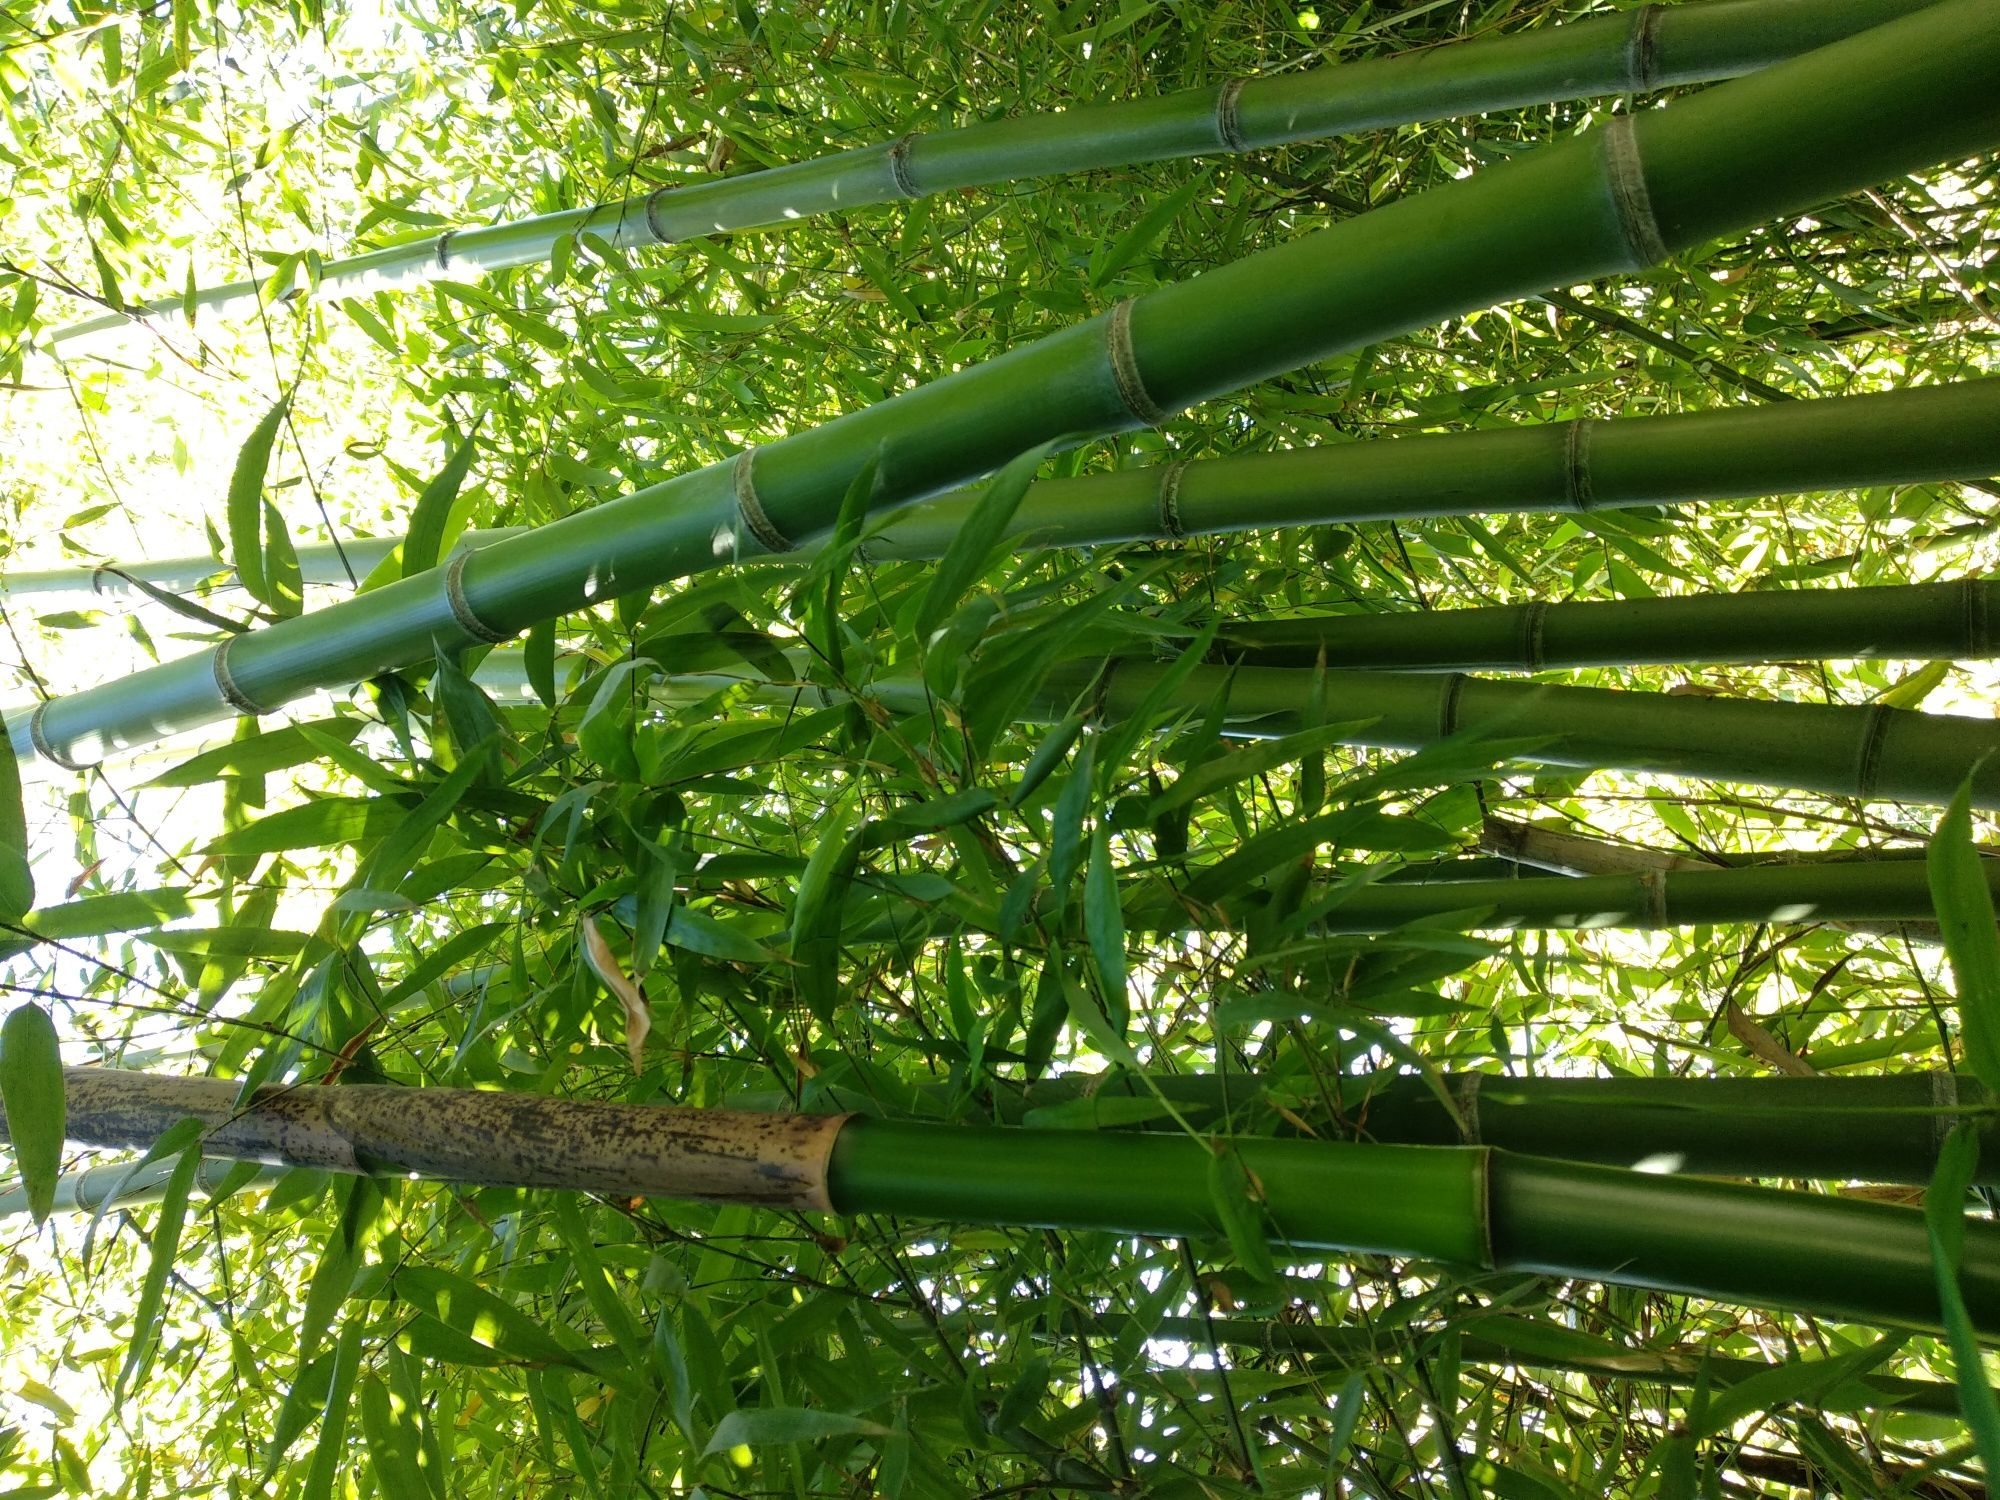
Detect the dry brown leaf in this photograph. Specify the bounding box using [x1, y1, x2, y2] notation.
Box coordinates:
[1725, 999, 1814, 1076]
[582, 914, 649, 1074]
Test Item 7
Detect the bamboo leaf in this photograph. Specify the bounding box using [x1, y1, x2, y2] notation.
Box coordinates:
[0, 1003, 63, 1223]
[665, 905, 776, 965]
[147, 718, 365, 787]
[402, 425, 481, 579]
[394, 1266, 591, 1369]
[226, 396, 290, 610]
[808, 453, 879, 675]
[0, 706, 33, 922]
[1926, 1122, 2000, 1472]
[208, 794, 413, 856]
[582, 914, 651, 1072]
[1880, 659, 1950, 710]
[1205, 1146, 1279, 1284]
[300, 1320, 366, 1500]
[116, 1135, 203, 1400]
[524, 619, 558, 708]
[914, 442, 1054, 644]
[1011, 710, 1087, 809]
[881, 787, 997, 830]
[1084, 826, 1126, 1024]
[703, 1407, 889, 1455]
[1047, 732, 1097, 902]
[1090, 176, 1204, 286]
[1928, 773, 2000, 1093]
[359, 1373, 429, 1494]
[1148, 721, 1371, 817]
[262, 501, 302, 618]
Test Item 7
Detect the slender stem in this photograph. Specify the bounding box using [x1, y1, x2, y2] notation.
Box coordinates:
[46, 0, 1947, 350]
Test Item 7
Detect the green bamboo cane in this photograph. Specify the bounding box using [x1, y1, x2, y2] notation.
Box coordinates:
[0, 530, 517, 602]
[13, 378, 1998, 608]
[1062, 659, 2000, 810]
[17, 1066, 2000, 1337]
[751, 1071, 2000, 1187]
[841, 850, 1987, 945]
[1128, 1315, 1961, 1416]
[1213, 576, 2000, 672]
[457, 647, 2000, 809]
[46, 0, 1945, 351]
[1139, 853, 1983, 933]
[13, 0, 1998, 770]
[1478, 813, 1944, 939]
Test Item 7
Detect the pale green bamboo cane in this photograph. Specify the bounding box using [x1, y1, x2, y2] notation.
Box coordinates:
[45, 0, 1945, 351]
[14, 0, 1998, 770]
[11, 378, 1996, 609]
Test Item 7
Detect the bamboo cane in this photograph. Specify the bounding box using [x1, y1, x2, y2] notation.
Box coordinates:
[15, 1065, 2000, 1337]
[1161, 854, 1982, 933]
[413, 647, 2000, 809]
[1213, 576, 2000, 672]
[12, 379, 1997, 607]
[1130, 1315, 1960, 1416]
[1478, 814, 1943, 939]
[27, 1067, 1990, 1220]
[0, 531, 517, 602]
[1060, 659, 2000, 810]
[841, 851, 1987, 945]
[749, 1071, 2000, 1187]
[13, 0, 1997, 771]
[46, 0, 1946, 351]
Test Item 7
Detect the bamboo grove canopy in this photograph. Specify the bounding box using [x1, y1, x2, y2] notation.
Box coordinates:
[0, 0, 1998, 1495]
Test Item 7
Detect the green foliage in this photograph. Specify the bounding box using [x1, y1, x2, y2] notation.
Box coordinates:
[0, 0, 1995, 1494]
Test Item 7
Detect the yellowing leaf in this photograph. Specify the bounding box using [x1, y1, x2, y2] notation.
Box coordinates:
[582, 915, 649, 1073]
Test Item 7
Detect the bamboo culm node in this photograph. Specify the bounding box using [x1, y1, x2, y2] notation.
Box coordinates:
[16, 1065, 2000, 1340]
[13, 3, 1999, 770]
[45, 0, 1949, 351]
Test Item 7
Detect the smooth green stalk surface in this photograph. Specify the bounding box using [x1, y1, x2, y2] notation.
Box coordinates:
[47, 0, 1944, 350]
[14, 1, 1999, 769]
[1069, 660, 2000, 810]
[764, 1072, 2000, 1186]
[1217, 576, 2000, 671]
[829, 1119, 2000, 1335]
[15, 379, 1996, 607]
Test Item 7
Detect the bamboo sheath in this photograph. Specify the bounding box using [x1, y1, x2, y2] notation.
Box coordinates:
[46, 0, 1944, 350]
[14, 0, 1999, 770]
[16, 1066, 2000, 1337]
[13, 379, 2000, 639]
